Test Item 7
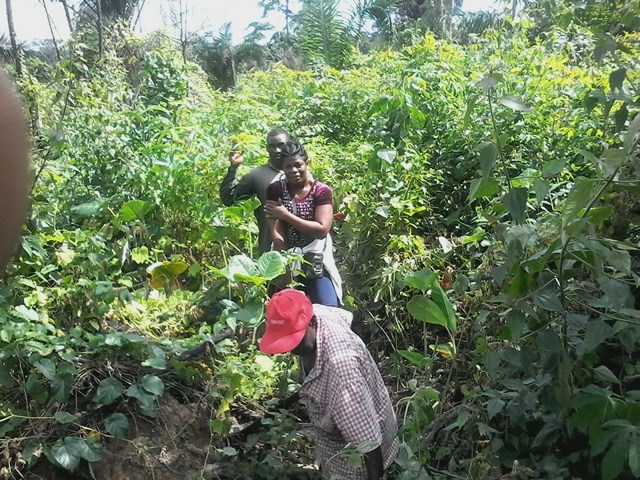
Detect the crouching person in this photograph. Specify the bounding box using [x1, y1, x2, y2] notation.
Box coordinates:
[259, 289, 398, 479]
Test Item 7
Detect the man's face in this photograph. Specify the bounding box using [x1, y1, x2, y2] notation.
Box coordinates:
[266, 133, 289, 166]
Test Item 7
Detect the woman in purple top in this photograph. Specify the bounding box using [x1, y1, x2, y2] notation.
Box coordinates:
[264, 140, 343, 306]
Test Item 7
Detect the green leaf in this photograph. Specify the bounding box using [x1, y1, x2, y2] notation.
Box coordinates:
[75, 438, 102, 462]
[407, 295, 449, 330]
[430, 283, 457, 332]
[563, 178, 596, 222]
[376, 149, 396, 164]
[397, 350, 430, 368]
[210, 418, 232, 435]
[55, 245, 76, 266]
[479, 76, 498, 93]
[126, 385, 156, 407]
[70, 199, 105, 218]
[542, 158, 566, 177]
[94, 378, 124, 405]
[577, 320, 613, 357]
[141, 375, 164, 396]
[487, 398, 505, 419]
[221, 446, 237, 456]
[533, 289, 565, 313]
[498, 95, 531, 112]
[374, 206, 389, 218]
[53, 411, 77, 424]
[502, 188, 528, 223]
[593, 35, 616, 62]
[228, 255, 259, 281]
[51, 440, 81, 471]
[105, 413, 129, 438]
[404, 270, 437, 292]
[131, 246, 150, 264]
[34, 358, 56, 381]
[624, 113, 640, 155]
[141, 356, 167, 369]
[609, 67, 626, 92]
[478, 142, 497, 180]
[593, 365, 620, 385]
[116, 200, 153, 223]
[630, 441, 640, 476]
[468, 177, 500, 202]
[256, 251, 286, 280]
[201, 226, 235, 243]
[602, 437, 625, 480]
[95, 281, 113, 297]
[12, 305, 40, 322]
[146, 261, 189, 289]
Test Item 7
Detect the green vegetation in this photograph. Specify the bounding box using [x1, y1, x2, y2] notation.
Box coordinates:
[1, 0, 640, 479]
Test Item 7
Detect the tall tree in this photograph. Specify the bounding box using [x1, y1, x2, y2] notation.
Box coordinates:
[4, 0, 22, 76]
[259, 0, 294, 38]
[349, 0, 399, 48]
[55, 0, 74, 32]
[396, 0, 462, 37]
[190, 23, 236, 91]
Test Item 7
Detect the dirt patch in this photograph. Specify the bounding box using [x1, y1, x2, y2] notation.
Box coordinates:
[25, 392, 319, 480]
[90, 394, 211, 480]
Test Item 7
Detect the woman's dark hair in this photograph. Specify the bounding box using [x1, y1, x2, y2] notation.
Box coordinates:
[278, 140, 308, 162]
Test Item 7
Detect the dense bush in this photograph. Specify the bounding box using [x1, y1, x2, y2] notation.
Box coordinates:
[1, 9, 640, 479]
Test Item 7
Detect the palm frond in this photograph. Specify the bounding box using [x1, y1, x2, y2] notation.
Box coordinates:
[299, 0, 353, 69]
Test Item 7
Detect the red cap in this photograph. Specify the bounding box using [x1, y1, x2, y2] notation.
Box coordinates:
[259, 289, 313, 354]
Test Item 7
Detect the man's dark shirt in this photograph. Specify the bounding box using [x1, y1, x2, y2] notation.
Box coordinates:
[219, 163, 281, 254]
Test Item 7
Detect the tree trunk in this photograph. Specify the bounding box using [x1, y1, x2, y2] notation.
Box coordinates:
[5, 0, 22, 77]
[96, 0, 103, 58]
[41, 0, 61, 62]
[60, 0, 73, 32]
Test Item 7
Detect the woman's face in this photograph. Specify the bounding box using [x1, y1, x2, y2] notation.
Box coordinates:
[282, 155, 308, 185]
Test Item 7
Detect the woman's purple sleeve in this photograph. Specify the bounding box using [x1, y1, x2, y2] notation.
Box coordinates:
[314, 183, 333, 206]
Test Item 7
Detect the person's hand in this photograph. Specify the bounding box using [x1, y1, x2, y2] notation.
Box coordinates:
[264, 199, 288, 220]
[229, 150, 244, 167]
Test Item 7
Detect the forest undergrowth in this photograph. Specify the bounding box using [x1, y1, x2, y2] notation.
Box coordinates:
[2, 6, 640, 480]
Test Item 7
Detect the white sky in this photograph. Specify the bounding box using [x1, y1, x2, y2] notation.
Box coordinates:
[0, 0, 499, 45]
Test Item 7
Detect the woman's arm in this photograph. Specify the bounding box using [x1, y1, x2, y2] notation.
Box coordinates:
[264, 201, 333, 239]
[268, 217, 288, 251]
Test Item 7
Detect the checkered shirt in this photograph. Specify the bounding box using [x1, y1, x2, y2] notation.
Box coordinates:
[300, 304, 399, 479]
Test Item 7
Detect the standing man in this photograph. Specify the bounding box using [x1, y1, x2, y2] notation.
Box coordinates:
[259, 289, 399, 479]
[219, 128, 291, 254]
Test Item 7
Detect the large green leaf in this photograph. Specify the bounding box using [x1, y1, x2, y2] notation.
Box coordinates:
[498, 95, 531, 112]
[50, 439, 81, 471]
[541, 158, 565, 177]
[256, 251, 286, 280]
[116, 200, 153, 223]
[70, 199, 105, 218]
[105, 413, 129, 438]
[404, 270, 437, 292]
[468, 177, 500, 202]
[430, 283, 457, 332]
[397, 349, 430, 368]
[478, 142, 497, 180]
[141, 375, 164, 396]
[407, 295, 449, 330]
[624, 113, 640, 154]
[502, 188, 528, 223]
[146, 261, 189, 289]
[53, 411, 77, 424]
[94, 377, 124, 405]
[563, 178, 596, 222]
[377, 149, 397, 164]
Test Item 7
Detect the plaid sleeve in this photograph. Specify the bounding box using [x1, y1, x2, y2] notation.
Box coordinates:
[330, 376, 382, 452]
